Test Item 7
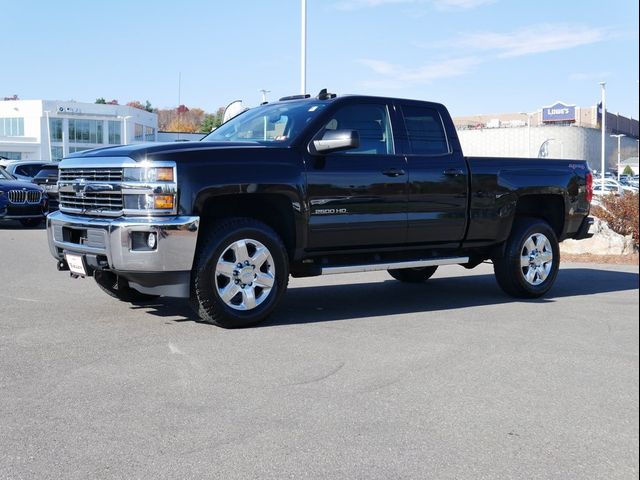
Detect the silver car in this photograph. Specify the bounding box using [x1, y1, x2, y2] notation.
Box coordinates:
[2, 161, 53, 181]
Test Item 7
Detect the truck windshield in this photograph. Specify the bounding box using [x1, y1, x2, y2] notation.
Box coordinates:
[202, 101, 327, 145]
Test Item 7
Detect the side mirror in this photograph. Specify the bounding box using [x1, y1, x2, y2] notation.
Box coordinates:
[309, 129, 360, 155]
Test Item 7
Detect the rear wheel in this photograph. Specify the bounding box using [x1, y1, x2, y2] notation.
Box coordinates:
[94, 271, 160, 302]
[192, 218, 289, 328]
[493, 218, 560, 298]
[388, 266, 438, 283]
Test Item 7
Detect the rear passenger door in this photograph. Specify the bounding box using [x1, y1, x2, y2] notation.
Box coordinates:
[398, 103, 469, 245]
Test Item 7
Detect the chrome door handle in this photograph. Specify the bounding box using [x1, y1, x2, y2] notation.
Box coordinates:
[443, 168, 464, 176]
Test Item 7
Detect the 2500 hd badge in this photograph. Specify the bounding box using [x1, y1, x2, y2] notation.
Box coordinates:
[314, 208, 348, 215]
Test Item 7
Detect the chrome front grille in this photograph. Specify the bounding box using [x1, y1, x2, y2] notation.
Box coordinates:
[8, 190, 42, 204]
[59, 168, 123, 182]
[59, 167, 124, 214]
[59, 192, 123, 212]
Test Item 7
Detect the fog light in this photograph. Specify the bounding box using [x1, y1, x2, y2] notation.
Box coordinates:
[147, 232, 157, 249]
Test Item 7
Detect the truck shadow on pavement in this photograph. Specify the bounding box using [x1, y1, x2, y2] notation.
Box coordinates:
[136, 267, 639, 326]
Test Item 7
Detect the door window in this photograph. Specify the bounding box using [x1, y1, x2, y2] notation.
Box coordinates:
[321, 104, 393, 155]
[401, 106, 449, 155]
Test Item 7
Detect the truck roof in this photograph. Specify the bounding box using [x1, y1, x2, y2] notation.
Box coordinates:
[274, 89, 446, 110]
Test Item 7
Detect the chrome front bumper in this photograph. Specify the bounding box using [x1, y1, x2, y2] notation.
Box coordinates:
[47, 211, 199, 273]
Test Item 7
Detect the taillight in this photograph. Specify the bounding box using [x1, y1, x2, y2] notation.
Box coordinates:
[586, 172, 593, 203]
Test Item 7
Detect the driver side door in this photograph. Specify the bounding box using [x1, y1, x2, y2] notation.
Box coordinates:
[304, 102, 408, 250]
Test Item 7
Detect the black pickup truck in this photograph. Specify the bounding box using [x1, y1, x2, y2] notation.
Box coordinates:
[46, 91, 593, 327]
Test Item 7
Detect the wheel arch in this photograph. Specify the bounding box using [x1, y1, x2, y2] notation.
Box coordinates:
[513, 194, 565, 239]
[193, 191, 300, 261]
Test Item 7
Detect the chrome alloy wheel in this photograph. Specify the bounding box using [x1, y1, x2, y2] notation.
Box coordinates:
[520, 233, 554, 286]
[214, 238, 276, 311]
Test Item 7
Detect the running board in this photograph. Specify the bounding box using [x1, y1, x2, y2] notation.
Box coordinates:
[321, 257, 469, 275]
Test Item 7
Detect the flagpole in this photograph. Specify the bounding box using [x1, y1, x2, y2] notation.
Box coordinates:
[301, 0, 307, 95]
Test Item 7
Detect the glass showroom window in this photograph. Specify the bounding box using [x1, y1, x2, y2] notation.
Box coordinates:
[49, 118, 63, 142]
[108, 121, 121, 144]
[144, 126, 155, 141]
[68, 119, 104, 144]
[0, 151, 22, 160]
[134, 124, 144, 141]
[0, 118, 24, 137]
[69, 146, 92, 154]
[51, 146, 64, 160]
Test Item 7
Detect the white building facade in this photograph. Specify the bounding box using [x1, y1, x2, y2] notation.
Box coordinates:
[0, 100, 157, 161]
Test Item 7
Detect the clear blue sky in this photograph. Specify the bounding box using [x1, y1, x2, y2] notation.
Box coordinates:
[2, 0, 638, 118]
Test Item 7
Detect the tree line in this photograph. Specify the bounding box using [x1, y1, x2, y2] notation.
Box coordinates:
[95, 98, 225, 133]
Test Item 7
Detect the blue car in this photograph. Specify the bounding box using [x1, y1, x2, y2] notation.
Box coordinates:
[0, 167, 48, 227]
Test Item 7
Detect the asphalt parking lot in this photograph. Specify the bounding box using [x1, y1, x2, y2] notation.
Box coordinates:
[1, 222, 638, 480]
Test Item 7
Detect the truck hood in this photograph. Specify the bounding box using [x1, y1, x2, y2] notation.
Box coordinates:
[68, 141, 270, 162]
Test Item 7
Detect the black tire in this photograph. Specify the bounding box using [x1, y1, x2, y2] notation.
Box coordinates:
[20, 218, 43, 228]
[493, 218, 560, 298]
[388, 266, 438, 283]
[192, 218, 289, 328]
[94, 271, 160, 303]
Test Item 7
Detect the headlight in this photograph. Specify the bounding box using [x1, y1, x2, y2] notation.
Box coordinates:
[124, 194, 175, 211]
[123, 167, 174, 183]
[119, 162, 177, 215]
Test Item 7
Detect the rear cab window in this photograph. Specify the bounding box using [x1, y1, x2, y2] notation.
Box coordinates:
[400, 105, 450, 156]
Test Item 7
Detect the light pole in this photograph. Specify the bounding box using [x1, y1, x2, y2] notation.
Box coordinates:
[259, 89, 271, 140]
[600, 82, 606, 191]
[300, 0, 307, 95]
[610, 134, 626, 180]
[259, 89, 270, 104]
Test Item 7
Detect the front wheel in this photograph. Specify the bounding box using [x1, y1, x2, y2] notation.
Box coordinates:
[192, 218, 289, 328]
[493, 218, 560, 298]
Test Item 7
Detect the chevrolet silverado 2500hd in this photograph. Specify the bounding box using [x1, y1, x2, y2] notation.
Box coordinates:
[47, 91, 593, 327]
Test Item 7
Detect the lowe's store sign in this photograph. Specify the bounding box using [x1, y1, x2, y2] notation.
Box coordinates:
[542, 102, 576, 123]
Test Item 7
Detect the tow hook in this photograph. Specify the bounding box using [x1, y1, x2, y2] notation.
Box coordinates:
[57, 260, 69, 271]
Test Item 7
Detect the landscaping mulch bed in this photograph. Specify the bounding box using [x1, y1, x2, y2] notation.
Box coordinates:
[561, 253, 639, 265]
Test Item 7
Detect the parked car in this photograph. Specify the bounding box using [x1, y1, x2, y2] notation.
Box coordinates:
[0, 167, 48, 227]
[3, 161, 52, 181]
[32, 164, 59, 210]
[624, 175, 639, 189]
[47, 90, 593, 328]
[592, 184, 620, 196]
[593, 177, 637, 195]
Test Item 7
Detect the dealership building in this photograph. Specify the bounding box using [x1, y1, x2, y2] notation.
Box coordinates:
[0, 99, 157, 161]
[454, 102, 639, 173]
